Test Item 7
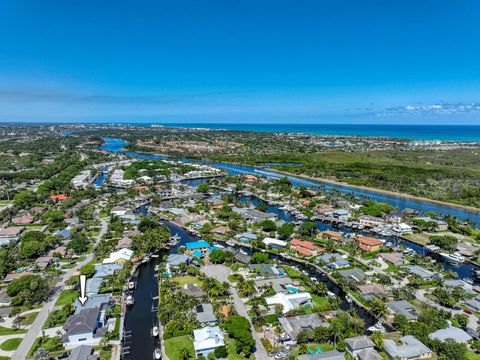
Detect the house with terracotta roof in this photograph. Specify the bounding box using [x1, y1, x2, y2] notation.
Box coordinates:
[49, 194, 69, 203]
[290, 239, 325, 257]
[355, 236, 384, 252]
[12, 213, 34, 225]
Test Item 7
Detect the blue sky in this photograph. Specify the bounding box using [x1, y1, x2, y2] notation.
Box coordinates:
[1, 0, 480, 124]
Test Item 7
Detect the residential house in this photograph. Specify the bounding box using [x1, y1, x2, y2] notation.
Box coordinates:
[278, 314, 326, 343]
[67, 345, 97, 360]
[298, 351, 345, 360]
[193, 326, 225, 358]
[62, 307, 108, 348]
[406, 265, 436, 280]
[102, 248, 133, 264]
[185, 241, 211, 257]
[180, 284, 206, 298]
[379, 252, 404, 266]
[0, 226, 24, 238]
[35, 255, 53, 270]
[392, 223, 413, 235]
[357, 349, 382, 360]
[338, 269, 366, 283]
[290, 239, 325, 257]
[386, 300, 418, 321]
[265, 292, 312, 314]
[330, 209, 350, 222]
[317, 253, 350, 269]
[383, 335, 432, 360]
[248, 263, 285, 278]
[263, 237, 288, 249]
[116, 236, 132, 250]
[345, 336, 376, 358]
[12, 214, 33, 225]
[319, 230, 343, 242]
[357, 283, 389, 301]
[428, 323, 472, 344]
[358, 215, 384, 228]
[167, 254, 193, 268]
[255, 277, 295, 293]
[413, 217, 448, 231]
[194, 303, 217, 326]
[355, 236, 384, 252]
[234, 232, 257, 243]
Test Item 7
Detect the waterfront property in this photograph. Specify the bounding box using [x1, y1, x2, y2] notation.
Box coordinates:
[265, 292, 313, 314]
[193, 326, 225, 358]
[383, 336, 432, 360]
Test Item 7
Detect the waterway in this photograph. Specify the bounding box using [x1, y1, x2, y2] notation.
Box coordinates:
[103, 136, 478, 357]
[100, 137, 480, 225]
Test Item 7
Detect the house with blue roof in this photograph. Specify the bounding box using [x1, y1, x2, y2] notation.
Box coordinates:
[185, 241, 210, 257]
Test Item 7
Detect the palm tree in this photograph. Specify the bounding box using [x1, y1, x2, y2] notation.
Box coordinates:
[370, 331, 384, 351]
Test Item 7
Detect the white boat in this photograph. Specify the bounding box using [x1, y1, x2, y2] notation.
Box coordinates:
[346, 296, 353, 304]
[128, 281, 135, 290]
[126, 295, 134, 306]
[440, 252, 465, 264]
[168, 233, 181, 246]
[368, 321, 386, 333]
[152, 326, 159, 337]
[226, 240, 235, 246]
[154, 348, 162, 359]
[154, 265, 160, 272]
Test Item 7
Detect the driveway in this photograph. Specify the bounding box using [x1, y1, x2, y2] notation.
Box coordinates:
[202, 264, 270, 360]
[12, 216, 108, 360]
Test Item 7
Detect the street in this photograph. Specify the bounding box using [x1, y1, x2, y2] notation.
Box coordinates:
[12, 215, 108, 360]
[201, 264, 271, 360]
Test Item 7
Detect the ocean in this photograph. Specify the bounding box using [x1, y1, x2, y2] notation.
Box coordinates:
[117, 123, 480, 142]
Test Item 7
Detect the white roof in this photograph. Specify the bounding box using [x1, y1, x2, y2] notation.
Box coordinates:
[193, 326, 225, 352]
[263, 237, 287, 247]
[265, 292, 312, 313]
[103, 248, 134, 264]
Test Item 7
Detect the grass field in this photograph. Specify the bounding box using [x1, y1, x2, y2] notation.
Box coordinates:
[18, 312, 39, 326]
[0, 326, 26, 336]
[171, 276, 201, 287]
[164, 335, 195, 360]
[55, 290, 79, 306]
[0, 338, 22, 351]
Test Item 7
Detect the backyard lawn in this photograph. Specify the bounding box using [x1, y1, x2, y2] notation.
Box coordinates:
[171, 276, 201, 287]
[164, 335, 195, 360]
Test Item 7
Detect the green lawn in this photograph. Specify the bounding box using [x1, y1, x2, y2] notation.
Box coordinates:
[468, 352, 480, 360]
[311, 295, 332, 311]
[171, 276, 201, 287]
[18, 312, 39, 326]
[0, 356, 10, 360]
[0, 326, 26, 336]
[291, 343, 334, 356]
[55, 290, 79, 306]
[0, 200, 11, 205]
[164, 335, 195, 360]
[0, 338, 22, 351]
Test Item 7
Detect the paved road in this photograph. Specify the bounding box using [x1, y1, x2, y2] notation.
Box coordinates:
[12, 216, 108, 360]
[202, 265, 270, 360]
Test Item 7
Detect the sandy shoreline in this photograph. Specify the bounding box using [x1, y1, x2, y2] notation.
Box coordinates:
[270, 169, 480, 213]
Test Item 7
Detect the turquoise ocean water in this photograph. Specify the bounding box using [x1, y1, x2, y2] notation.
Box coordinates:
[117, 123, 480, 142]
